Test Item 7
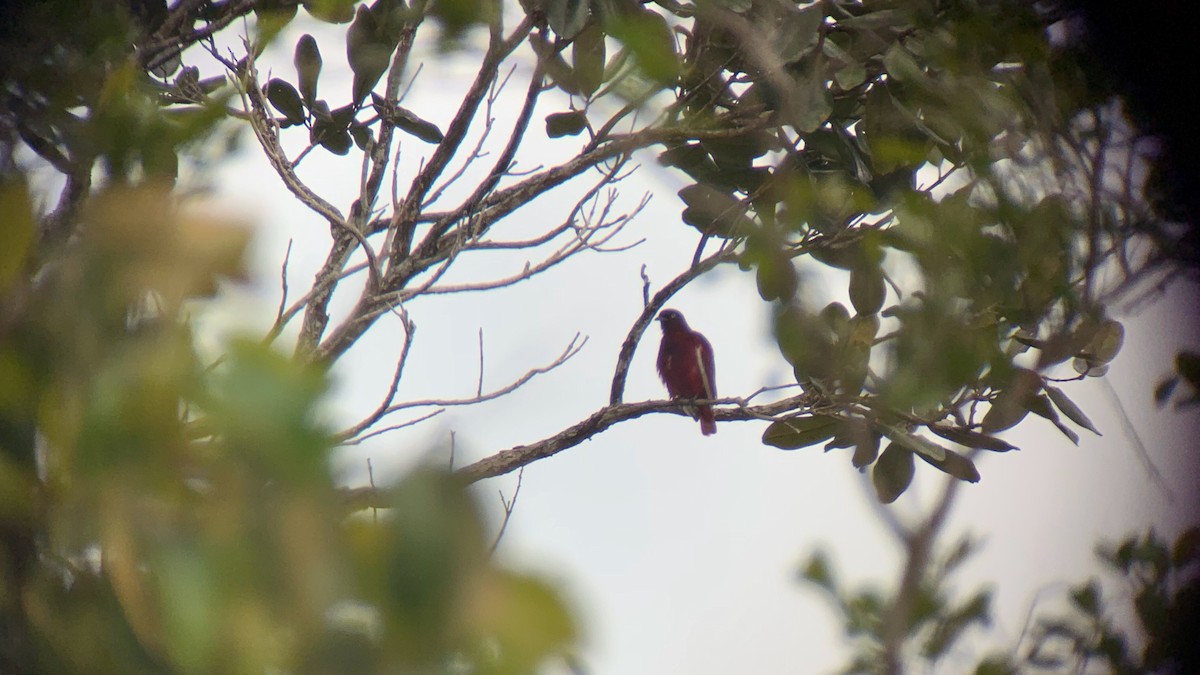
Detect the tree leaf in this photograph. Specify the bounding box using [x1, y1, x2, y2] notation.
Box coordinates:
[1079, 319, 1124, 364]
[545, 0, 591, 39]
[882, 427, 947, 462]
[1177, 351, 1200, 389]
[1154, 377, 1179, 407]
[302, 0, 357, 23]
[266, 78, 305, 125]
[372, 98, 444, 143]
[610, 9, 678, 87]
[762, 415, 840, 450]
[294, 34, 323, 107]
[1043, 384, 1100, 435]
[916, 447, 980, 483]
[851, 430, 881, 469]
[872, 442, 914, 503]
[347, 5, 393, 105]
[545, 110, 588, 138]
[1172, 526, 1200, 567]
[849, 258, 886, 315]
[678, 183, 753, 237]
[572, 22, 605, 97]
[981, 368, 1040, 433]
[658, 143, 721, 184]
[0, 181, 34, 292]
[929, 426, 1017, 452]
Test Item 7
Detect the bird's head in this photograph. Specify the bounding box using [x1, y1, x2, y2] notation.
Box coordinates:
[656, 309, 689, 331]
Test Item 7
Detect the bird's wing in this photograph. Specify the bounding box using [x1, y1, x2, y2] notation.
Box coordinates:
[695, 335, 716, 399]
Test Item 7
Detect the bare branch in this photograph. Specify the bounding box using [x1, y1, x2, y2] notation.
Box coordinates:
[335, 311, 418, 443]
[342, 409, 445, 447]
[275, 238, 293, 325]
[488, 466, 524, 556]
[380, 333, 587, 414]
[455, 393, 811, 484]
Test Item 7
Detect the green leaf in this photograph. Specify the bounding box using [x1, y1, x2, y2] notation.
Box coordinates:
[1069, 581, 1100, 616]
[348, 122, 372, 150]
[1026, 393, 1080, 445]
[851, 430, 880, 469]
[762, 414, 840, 450]
[799, 550, 835, 592]
[917, 447, 980, 483]
[678, 183, 752, 237]
[319, 127, 352, 155]
[303, 0, 357, 23]
[610, 9, 678, 87]
[347, 5, 394, 105]
[1043, 384, 1100, 435]
[545, 110, 588, 138]
[1080, 319, 1124, 364]
[929, 426, 1017, 452]
[872, 442, 914, 503]
[294, 34, 323, 107]
[882, 427, 947, 462]
[1172, 526, 1200, 568]
[788, 60, 833, 133]
[1154, 377, 1179, 407]
[776, 5, 824, 64]
[1177, 351, 1200, 389]
[266, 78, 305, 125]
[0, 181, 35, 291]
[1072, 356, 1109, 378]
[546, 0, 591, 39]
[981, 368, 1041, 433]
[480, 570, 577, 673]
[658, 143, 721, 184]
[572, 22, 606, 97]
[849, 259, 886, 315]
[372, 96, 444, 143]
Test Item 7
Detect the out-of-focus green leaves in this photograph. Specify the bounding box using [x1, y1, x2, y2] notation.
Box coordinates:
[849, 257, 886, 315]
[1157, 351, 1200, 408]
[302, 0, 357, 23]
[605, 8, 678, 87]
[0, 181, 34, 291]
[1, 175, 579, 675]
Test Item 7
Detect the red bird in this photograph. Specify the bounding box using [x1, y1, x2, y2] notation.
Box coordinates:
[656, 309, 718, 435]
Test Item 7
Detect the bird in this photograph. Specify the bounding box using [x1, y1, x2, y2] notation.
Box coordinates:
[656, 308, 717, 435]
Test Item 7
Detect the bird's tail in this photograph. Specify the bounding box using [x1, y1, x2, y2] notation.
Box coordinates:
[698, 405, 716, 436]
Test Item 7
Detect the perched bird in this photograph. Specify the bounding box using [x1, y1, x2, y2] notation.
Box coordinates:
[656, 309, 717, 435]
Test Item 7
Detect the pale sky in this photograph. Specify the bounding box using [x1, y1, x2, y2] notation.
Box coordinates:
[194, 13, 1200, 674]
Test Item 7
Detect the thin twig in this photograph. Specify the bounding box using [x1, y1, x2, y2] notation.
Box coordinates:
[477, 327, 485, 397]
[488, 466, 524, 556]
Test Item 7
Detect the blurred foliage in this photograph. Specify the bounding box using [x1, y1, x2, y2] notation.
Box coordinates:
[800, 534, 1004, 674]
[800, 526, 1200, 674]
[1019, 526, 1200, 673]
[0, 182, 575, 675]
[0, 3, 575, 674]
